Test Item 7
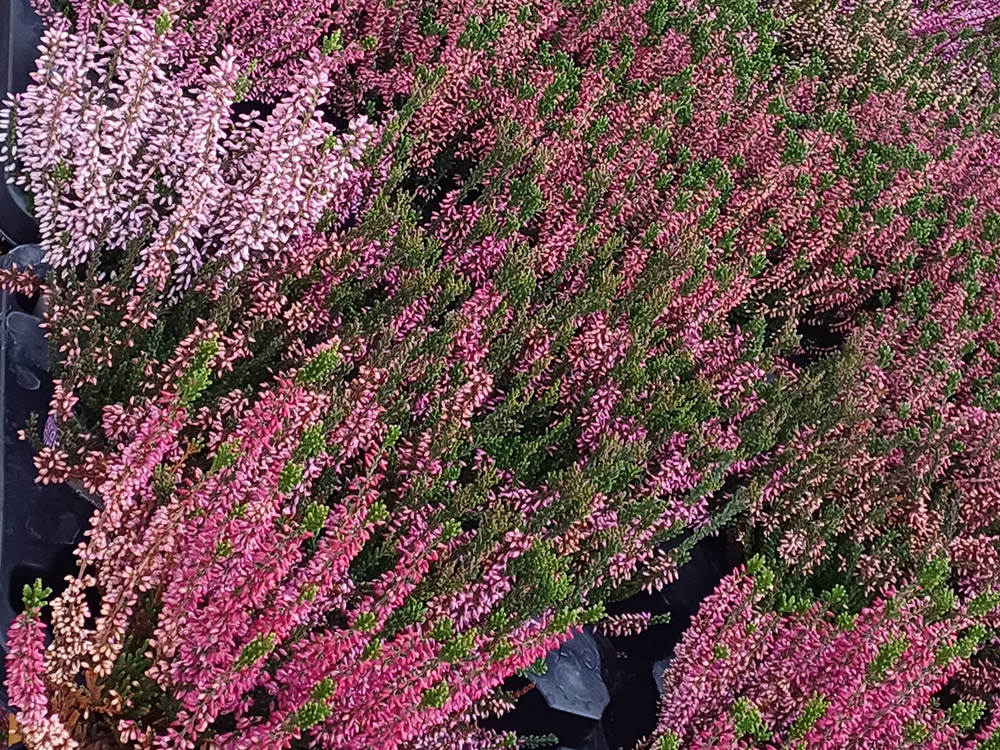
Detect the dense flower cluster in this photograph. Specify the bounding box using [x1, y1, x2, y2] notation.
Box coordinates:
[12, 370, 595, 749]
[642, 561, 1000, 749]
[1, 0, 1000, 747]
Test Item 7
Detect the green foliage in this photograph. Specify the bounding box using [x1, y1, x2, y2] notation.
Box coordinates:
[367, 501, 389, 524]
[936, 625, 987, 665]
[982, 211, 1000, 243]
[354, 611, 378, 632]
[321, 30, 343, 54]
[949, 699, 987, 732]
[233, 59, 259, 103]
[979, 729, 1000, 750]
[457, 14, 508, 51]
[929, 586, 956, 619]
[215, 539, 233, 558]
[177, 338, 219, 407]
[731, 697, 770, 742]
[788, 694, 829, 740]
[520, 735, 559, 750]
[211, 439, 243, 472]
[968, 590, 1000, 618]
[301, 502, 330, 534]
[836, 611, 858, 631]
[21, 579, 52, 618]
[438, 629, 477, 663]
[904, 721, 930, 744]
[918, 555, 950, 590]
[279, 462, 306, 493]
[582, 601, 607, 624]
[297, 425, 328, 461]
[419, 682, 449, 709]
[362, 639, 383, 660]
[234, 632, 277, 671]
[297, 347, 342, 385]
[746, 554, 775, 592]
[286, 701, 333, 731]
[154, 9, 171, 35]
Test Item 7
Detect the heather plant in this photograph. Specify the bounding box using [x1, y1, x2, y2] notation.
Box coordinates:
[744, 279, 1000, 596]
[6, 299, 779, 750]
[11, 0, 786, 480]
[2, 1, 383, 435]
[5, 5, 377, 282]
[5, 0, 1000, 747]
[731, 37, 1000, 603]
[639, 560, 1000, 750]
[8, 363, 586, 750]
[0, 2, 784, 746]
[21, 0, 1000, 440]
[776, 0, 1000, 94]
[735, 207, 1000, 697]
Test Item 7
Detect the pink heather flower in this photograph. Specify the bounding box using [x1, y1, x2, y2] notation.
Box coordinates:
[6, 615, 78, 750]
[645, 568, 997, 750]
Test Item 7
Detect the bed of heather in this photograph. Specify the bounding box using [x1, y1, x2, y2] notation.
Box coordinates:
[0, 0, 998, 747]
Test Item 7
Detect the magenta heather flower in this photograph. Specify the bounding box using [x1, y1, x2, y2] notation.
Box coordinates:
[6, 592, 78, 750]
[643, 564, 1000, 750]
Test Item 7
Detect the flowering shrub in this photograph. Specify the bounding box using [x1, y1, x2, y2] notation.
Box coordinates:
[2, 0, 1000, 747]
[642, 560, 1000, 750]
[2, 2, 380, 435]
[9, 368, 589, 750]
